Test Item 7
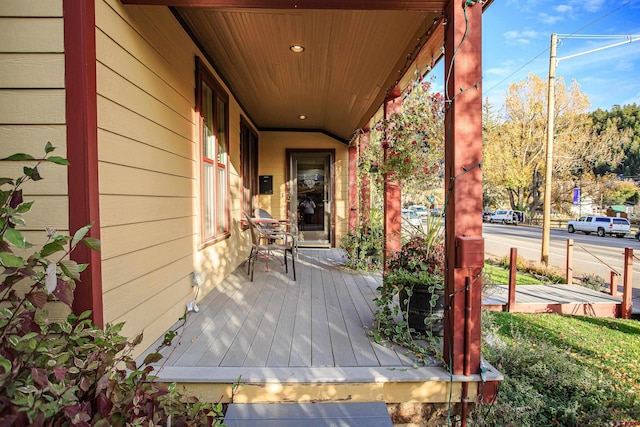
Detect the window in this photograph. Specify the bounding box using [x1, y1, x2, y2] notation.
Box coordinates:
[196, 58, 229, 242]
[240, 118, 259, 218]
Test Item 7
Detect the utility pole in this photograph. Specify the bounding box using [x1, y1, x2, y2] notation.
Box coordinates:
[541, 33, 557, 266]
[541, 33, 639, 265]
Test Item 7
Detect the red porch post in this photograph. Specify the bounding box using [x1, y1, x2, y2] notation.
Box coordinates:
[383, 91, 402, 268]
[348, 141, 358, 232]
[360, 128, 371, 227]
[64, 1, 104, 328]
[443, 0, 483, 376]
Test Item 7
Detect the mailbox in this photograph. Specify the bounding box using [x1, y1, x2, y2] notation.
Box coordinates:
[259, 175, 273, 195]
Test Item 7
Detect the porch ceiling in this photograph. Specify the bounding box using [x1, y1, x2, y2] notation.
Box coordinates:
[123, 0, 453, 142]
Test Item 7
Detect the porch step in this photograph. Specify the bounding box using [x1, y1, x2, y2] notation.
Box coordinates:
[224, 402, 393, 426]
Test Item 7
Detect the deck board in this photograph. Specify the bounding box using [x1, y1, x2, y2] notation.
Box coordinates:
[141, 249, 424, 373]
[484, 284, 622, 305]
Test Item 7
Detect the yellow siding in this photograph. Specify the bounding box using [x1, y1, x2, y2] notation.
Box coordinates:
[0, 1, 68, 238]
[259, 132, 350, 244]
[0, 1, 62, 16]
[0, 54, 65, 88]
[97, 0, 250, 355]
[0, 18, 63, 53]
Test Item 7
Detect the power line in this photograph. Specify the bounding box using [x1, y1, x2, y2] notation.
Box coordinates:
[484, 0, 636, 97]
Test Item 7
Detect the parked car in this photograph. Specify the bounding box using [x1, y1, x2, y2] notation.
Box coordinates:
[482, 211, 493, 222]
[489, 209, 524, 225]
[401, 209, 422, 228]
[407, 205, 430, 221]
[567, 215, 630, 238]
[636, 229, 640, 241]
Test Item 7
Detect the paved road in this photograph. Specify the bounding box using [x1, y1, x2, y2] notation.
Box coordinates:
[483, 223, 638, 280]
[482, 222, 639, 313]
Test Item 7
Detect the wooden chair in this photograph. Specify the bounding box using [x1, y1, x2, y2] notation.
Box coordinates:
[245, 214, 296, 281]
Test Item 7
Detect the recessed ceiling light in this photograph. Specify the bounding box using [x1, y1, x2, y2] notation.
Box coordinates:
[298, 115, 307, 120]
[290, 45, 305, 53]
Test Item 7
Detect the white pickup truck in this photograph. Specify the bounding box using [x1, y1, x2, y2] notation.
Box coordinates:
[566, 215, 630, 238]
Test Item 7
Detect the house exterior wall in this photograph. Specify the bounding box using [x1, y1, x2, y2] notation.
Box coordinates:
[0, 0, 68, 238]
[259, 131, 350, 245]
[96, 0, 250, 352]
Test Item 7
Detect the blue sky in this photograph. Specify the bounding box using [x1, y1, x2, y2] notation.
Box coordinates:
[436, 0, 640, 113]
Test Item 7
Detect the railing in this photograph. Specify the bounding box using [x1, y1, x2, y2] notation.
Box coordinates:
[505, 242, 634, 319]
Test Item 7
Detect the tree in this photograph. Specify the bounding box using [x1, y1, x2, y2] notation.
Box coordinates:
[482, 73, 624, 216]
[592, 104, 639, 178]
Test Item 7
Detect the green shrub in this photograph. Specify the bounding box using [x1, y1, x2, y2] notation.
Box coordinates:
[579, 273, 607, 291]
[0, 144, 225, 426]
[340, 223, 383, 270]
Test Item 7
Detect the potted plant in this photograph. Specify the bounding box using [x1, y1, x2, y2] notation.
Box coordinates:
[388, 234, 445, 336]
[373, 229, 445, 346]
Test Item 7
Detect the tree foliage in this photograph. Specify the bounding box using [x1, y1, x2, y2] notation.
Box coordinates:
[592, 103, 640, 178]
[483, 73, 626, 215]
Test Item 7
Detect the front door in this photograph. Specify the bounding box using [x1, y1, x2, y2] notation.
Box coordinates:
[289, 151, 333, 246]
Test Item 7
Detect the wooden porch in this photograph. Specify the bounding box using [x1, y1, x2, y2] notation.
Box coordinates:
[139, 248, 501, 405]
[482, 284, 624, 317]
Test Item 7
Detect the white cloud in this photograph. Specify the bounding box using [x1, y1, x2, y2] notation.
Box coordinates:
[577, 0, 605, 13]
[503, 29, 544, 46]
[538, 12, 564, 25]
[554, 4, 573, 14]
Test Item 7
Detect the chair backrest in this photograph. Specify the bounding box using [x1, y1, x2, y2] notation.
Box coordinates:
[244, 213, 260, 246]
[255, 208, 273, 219]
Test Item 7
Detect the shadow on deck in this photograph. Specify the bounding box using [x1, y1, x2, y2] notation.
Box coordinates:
[139, 248, 501, 405]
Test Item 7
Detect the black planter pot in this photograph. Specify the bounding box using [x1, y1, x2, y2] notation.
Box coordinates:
[399, 286, 445, 337]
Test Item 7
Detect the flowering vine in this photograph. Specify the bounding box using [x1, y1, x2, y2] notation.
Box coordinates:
[361, 77, 445, 200]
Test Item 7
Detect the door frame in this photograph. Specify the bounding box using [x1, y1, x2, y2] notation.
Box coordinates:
[286, 149, 336, 247]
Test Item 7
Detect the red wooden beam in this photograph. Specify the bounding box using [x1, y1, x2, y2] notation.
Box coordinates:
[442, 0, 483, 376]
[359, 129, 371, 227]
[348, 143, 358, 232]
[120, 0, 446, 11]
[382, 95, 402, 268]
[507, 248, 516, 312]
[622, 247, 633, 319]
[63, 0, 104, 328]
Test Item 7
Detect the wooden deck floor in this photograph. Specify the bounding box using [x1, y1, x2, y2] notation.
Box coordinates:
[141, 249, 474, 388]
[483, 283, 623, 316]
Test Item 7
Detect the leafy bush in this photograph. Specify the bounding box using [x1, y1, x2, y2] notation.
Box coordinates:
[340, 223, 383, 270]
[579, 273, 607, 291]
[0, 144, 225, 426]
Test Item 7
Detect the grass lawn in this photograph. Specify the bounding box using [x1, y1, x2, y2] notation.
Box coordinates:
[480, 262, 639, 425]
[483, 262, 544, 285]
[482, 310, 640, 425]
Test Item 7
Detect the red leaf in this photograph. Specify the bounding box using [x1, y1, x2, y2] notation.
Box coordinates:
[27, 291, 48, 309]
[31, 368, 49, 387]
[9, 190, 23, 209]
[97, 393, 112, 418]
[79, 375, 92, 392]
[142, 352, 163, 365]
[54, 366, 68, 381]
[52, 280, 74, 306]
